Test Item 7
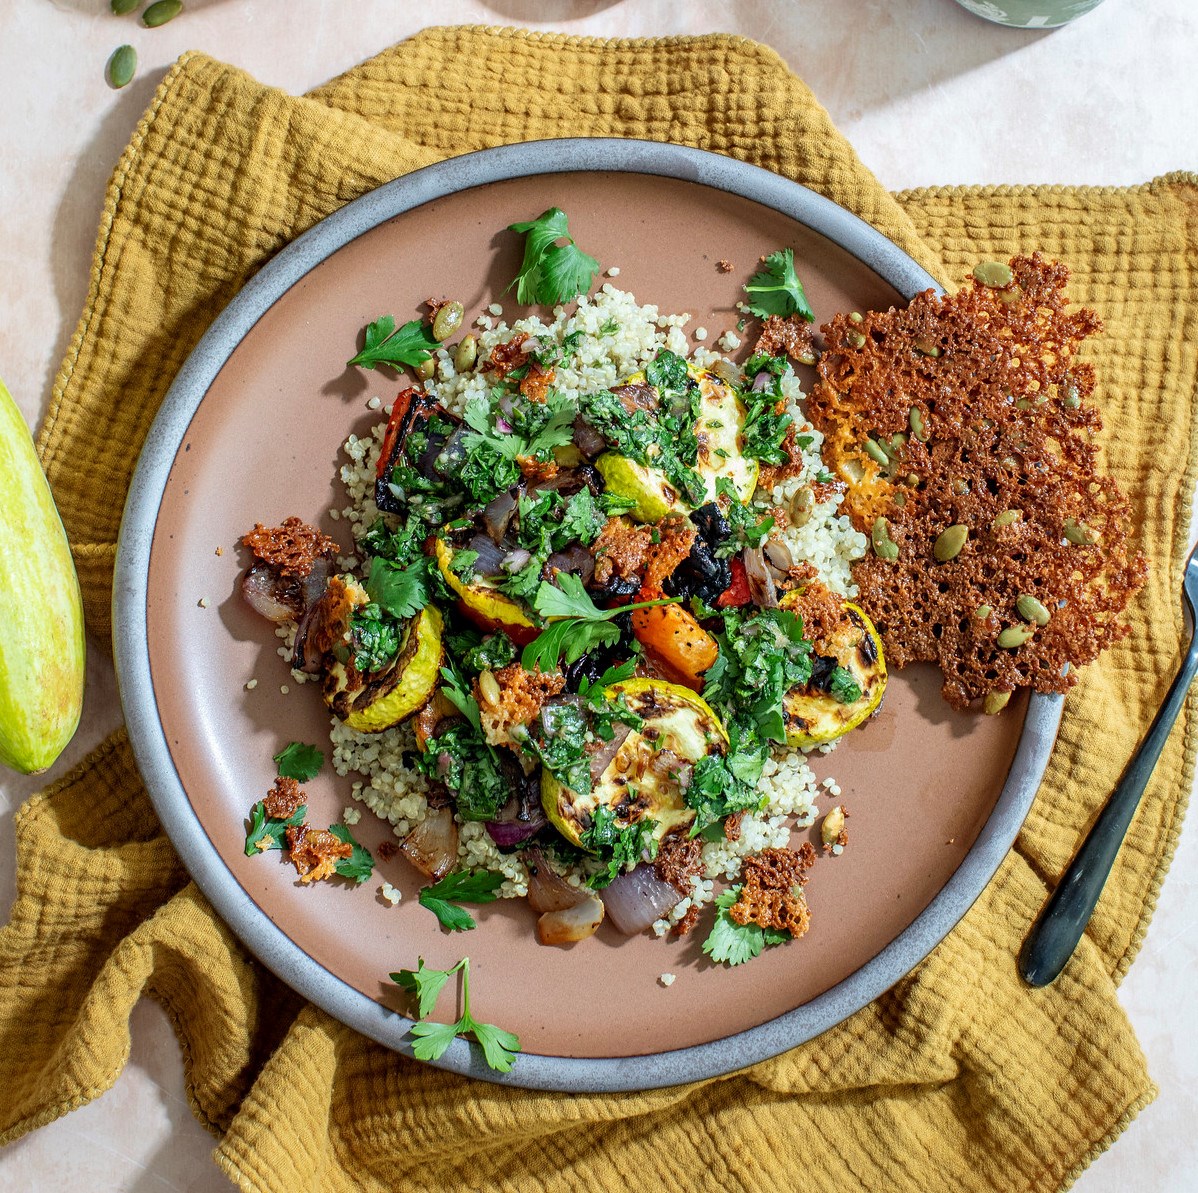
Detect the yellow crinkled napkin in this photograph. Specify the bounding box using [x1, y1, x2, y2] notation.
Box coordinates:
[4, 26, 1197, 1193]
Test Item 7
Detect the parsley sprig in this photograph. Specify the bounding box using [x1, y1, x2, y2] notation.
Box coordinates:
[244, 800, 305, 855]
[390, 956, 521, 1072]
[418, 869, 506, 932]
[743, 248, 815, 322]
[329, 823, 375, 884]
[506, 208, 600, 307]
[520, 574, 679, 673]
[347, 315, 438, 371]
[272, 741, 324, 782]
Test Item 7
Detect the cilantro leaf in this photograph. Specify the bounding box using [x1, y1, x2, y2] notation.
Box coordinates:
[519, 576, 678, 672]
[348, 315, 438, 370]
[701, 886, 792, 966]
[244, 799, 306, 856]
[366, 557, 430, 620]
[390, 956, 454, 1019]
[273, 742, 324, 782]
[828, 665, 863, 705]
[328, 823, 374, 883]
[507, 208, 600, 306]
[418, 869, 505, 932]
[743, 248, 815, 321]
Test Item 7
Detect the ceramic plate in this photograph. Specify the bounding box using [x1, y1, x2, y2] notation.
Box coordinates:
[114, 139, 1061, 1092]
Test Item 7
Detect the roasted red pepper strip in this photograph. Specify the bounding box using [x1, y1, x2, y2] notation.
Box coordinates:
[717, 556, 752, 608]
[375, 387, 422, 482]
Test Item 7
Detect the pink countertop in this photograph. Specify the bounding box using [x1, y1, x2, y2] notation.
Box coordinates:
[1, 0, 1195, 1189]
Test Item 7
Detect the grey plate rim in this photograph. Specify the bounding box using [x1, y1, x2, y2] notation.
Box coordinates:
[113, 137, 1062, 1093]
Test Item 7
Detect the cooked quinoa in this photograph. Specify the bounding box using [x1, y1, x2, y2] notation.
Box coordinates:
[323, 286, 864, 919]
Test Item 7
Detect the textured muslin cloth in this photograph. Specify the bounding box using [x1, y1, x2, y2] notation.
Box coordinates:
[3, 27, 1197, 1193]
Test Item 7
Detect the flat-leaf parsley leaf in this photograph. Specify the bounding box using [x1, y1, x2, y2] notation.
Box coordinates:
[328, 823, 374, 884]
[418, 869, 506, 932]
[273, 741, 324, 782]
[244, 800, 306, 856]
[702, 886, 791, 966]
[743, 248, 815, 322]
[389, 956, 521, 1072]
[347, 315, 438, 371]
[506, 208, 600, 307]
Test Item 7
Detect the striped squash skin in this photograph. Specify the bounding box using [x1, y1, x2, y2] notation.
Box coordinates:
[0, 378, 85, 773]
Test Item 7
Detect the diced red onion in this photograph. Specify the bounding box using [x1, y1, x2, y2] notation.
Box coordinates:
[502, 547, 533, 573]
[600, 863, 683, 936]
[751, 370, 772, 393]
[398, 806, 458, 881]
[524, 847, 588, 913]
[536, 895, 605, 945]
[495, 417, 514, 434]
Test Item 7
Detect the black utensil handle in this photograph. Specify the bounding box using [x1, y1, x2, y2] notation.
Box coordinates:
[1019, 642, 1198, 987]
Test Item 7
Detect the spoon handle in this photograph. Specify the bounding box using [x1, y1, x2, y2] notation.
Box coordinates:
[1019, 640, 1198, 987]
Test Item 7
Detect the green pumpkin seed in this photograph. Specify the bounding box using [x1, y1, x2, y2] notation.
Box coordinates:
[106, 44, 136, 88]
[416, 357, 436, 382]
[998, 624, 1035, 649]
[846, 330, 866, 349]
[142, 0, 183, 26]
[1063, 381, 1081, 409]
[432, 301, 464, 342]
[795, 348, 819, 366]
[973, 261, 1014, 288]
[952, 477, 970, 496]
[998, 285, 1024, 307]
[863, 438, 889, 466]
[983, 690, 1012, 715]
[975, 604, 992, 619]
[890, 432, 907, 453]
[933, 523, 969, 562]
[908, 407, 928, 441]
[992, 509, 1020, 529]
[1015, 398, 1031, 411]
[905, 472, 921, 486]
[914, 339, 941, 358]
[1063, 518, 1098, 545]
[111, 0, 139, 13]
[789, 486, 814, 526]
[453, 334, 477, 372]
[1017, 594, 1051, 627]
[849, 311, 864, 324]
[871, 518, 899, 561]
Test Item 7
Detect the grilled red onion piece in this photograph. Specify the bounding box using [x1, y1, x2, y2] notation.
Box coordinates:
[524, 847, 588, 913]
[240, 563, 297, 622]
[290, 559, 335, 673]
[751, 370, 772, 393]
[743, 546, 779, 608]
[572, 416, 606, 459]
[485, 792, 548, 848]
[398, 806, 458, 881]
[537, 894, 605, 945]
[587, 720, 633, 784]
[467, 533, 509, 578]
[545, 544, 595, 587]
[482, 491, 518, 543]
[600, 863, 685, 935]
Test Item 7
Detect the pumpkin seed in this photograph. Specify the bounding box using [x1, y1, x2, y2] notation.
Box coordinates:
[998, 624, 1035, 649]
[973, 260, 1014, 288]
[975, 604, 992, 619]
[849, 312, 864, 324]
[952, 477, 970, 496]
[1063, 518, 1098, 545]
[863, 438, 889, 466]
[106, 44, 136, 88]
[998, 285, 1024, 307]
[933, 524, 969, 562]
[821, 805, 846, 846]
[416, 356, 436, 382]
[453, 334, 477, 372]
[142, 0, 183, 26]
[1063, 381, 1081, 409]
[846, 330, 866, 349]
[111, 0, 139, 12]
[789, 486, 814, 526]
[478, 669, 501, 706]
[992, 509, 1020, 529]
[914, 338, 941, 357]
[1017, 594, 1051, 626]
[983, 690, 1012, 715]
[890, 432, 907, 453]
[1015, 398, 1031, 411]
[905, 472, 921, 487]
[908, 407, 928, 441]
[432, 301, 464, 342]
[871, 518, 899, 561]
[795, 347, 819, 367]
